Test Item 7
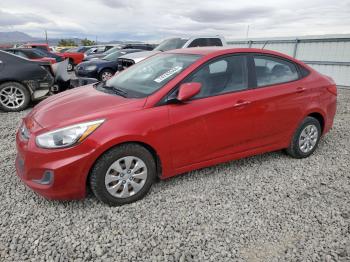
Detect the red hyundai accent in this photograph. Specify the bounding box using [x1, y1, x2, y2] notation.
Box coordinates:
[16, 48, 337, 206]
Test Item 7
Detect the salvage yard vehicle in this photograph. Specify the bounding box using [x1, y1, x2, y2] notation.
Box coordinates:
[117, 36, 226, 71]
[5, 48, 56, 64]
[84, 44, 154, 62]
[0, 50, 54, 112]
[16, 47, 337, 206]
[76, 49, 143, 81]
[0, 51, 97, 112]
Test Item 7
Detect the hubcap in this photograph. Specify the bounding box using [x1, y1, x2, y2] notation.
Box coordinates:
[0, 86, 25, 109]
[299, 124, 318, 153]
[101, 72, 113, 81]
[67, 63, 73, 71]
[104, 156, 147, 198]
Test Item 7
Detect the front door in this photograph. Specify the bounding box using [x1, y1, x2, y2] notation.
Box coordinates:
[167, 54, 256, 169]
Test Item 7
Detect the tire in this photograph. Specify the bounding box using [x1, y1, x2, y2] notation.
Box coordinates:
[286, 116, 322, 159]
[90, 144, 156, 206]
[67, 59, 74, 71]
[0, 82, 30, 112]
[99, 69, 114, 81]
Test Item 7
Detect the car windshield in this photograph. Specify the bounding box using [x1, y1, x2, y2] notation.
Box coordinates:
[103, 46, 121, 56]
[101, 53, 201, 98]
[154, 38, 188, 51]
[103, 50, 128, 61]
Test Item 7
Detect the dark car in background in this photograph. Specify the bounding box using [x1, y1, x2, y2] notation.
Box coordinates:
[83, 43, 155, 62]
[75, 49, 143, 81]
[121, 43, 155, 50]
[0, 50, 54, 112]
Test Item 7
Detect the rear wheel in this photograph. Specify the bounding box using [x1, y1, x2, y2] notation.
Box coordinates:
[286, 116, 321, 158]
[99, 69, 114, 81]
[0, 82, 30, 112]
[90, 144, 156, 206]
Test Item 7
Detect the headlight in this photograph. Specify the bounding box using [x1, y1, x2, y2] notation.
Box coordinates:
[36, 119, 104, 149]
[85, 65, 97, 71]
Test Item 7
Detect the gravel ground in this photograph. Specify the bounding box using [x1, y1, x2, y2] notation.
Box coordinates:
[0, 89, 349, 262]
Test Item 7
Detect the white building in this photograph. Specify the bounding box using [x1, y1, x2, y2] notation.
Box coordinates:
[227, 34, 350, 87]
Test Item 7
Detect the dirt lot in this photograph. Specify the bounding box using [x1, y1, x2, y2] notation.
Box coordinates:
[0, 89, 349, 262]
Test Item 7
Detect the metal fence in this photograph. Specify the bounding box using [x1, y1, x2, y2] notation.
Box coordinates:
[227, 37, 350, 87]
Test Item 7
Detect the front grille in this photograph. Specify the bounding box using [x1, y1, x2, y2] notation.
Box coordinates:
[117, 58, 135, 70]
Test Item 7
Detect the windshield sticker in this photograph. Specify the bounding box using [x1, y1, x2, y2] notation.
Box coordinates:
[154, 66, 183, 83]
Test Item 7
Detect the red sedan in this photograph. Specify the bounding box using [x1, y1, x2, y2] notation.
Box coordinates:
[16, 48, 337, 206]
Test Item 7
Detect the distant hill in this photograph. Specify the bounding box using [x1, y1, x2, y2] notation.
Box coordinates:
[0, 31, 39, 43]
[0, 31, 144, 46]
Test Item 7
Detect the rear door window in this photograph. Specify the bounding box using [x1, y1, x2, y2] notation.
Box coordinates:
[253, 55, 299, 87]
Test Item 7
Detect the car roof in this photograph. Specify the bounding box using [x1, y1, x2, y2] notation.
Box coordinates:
[166, 47, 296, 61]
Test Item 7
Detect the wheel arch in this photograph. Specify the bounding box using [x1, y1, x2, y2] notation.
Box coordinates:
[307, 112, 325, 133]
[98, 67, 115, 75]
[85, 140, 163, 189]
[0, 80, 32, 94]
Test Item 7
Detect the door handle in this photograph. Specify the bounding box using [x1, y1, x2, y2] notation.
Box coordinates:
[233, 100, 251, 108]
[296, 87, 306, 93]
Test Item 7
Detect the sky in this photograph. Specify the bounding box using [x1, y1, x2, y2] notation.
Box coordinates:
[0, 0, 350, 42]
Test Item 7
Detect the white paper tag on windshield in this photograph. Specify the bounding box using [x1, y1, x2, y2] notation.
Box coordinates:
[154, 66, 182, 83]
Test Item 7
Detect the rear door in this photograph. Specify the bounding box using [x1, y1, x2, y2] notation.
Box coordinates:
[248, 54, 307, 147]
[167, 54, 257, 168]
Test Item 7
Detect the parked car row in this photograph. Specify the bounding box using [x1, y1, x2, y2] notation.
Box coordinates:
[75, 36, 226, 81]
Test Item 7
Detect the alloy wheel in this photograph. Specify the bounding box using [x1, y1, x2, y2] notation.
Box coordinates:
[298, 124, 318, 153]
[104, 156, 148, 198]
[0, 86, 25, 109]
[101, 71, 113, 81]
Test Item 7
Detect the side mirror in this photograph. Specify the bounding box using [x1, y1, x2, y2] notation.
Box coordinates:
[177, 82, 201, 102]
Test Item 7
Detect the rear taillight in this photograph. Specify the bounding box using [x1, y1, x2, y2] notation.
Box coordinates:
[327, 85, 337, 96]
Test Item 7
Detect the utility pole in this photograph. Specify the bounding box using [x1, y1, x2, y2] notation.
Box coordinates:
[45, 30, 48, 45]
[246, 25, 250, 39]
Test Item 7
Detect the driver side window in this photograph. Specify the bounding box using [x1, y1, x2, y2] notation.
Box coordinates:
[183, 55, 248, 99]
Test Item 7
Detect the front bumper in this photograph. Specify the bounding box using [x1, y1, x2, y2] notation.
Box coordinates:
[15, 130, 97, 200]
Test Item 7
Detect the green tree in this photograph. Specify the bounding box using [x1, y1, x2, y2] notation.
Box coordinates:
[81, 38, 96, 46]
[58, 39, 77, 47]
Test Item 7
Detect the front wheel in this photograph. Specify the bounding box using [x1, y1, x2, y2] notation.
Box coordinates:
[99, 69, 114, 81]
[89, 144, 156, 206]
[286, 116, 322, 158]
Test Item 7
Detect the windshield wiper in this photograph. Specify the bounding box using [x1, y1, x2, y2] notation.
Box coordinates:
[111, 86, 128, 97]
[94, 81, 128, 97]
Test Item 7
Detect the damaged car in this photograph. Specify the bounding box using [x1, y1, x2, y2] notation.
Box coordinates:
[0, 50, 97, 112]
[0, 50, 54, 112]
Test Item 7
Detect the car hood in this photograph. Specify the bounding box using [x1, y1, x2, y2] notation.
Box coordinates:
[28, 85, 146, 130]
[119, 50, 161, 63]
[87, 54, 104, 59]
[78, 59, 114, 68]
